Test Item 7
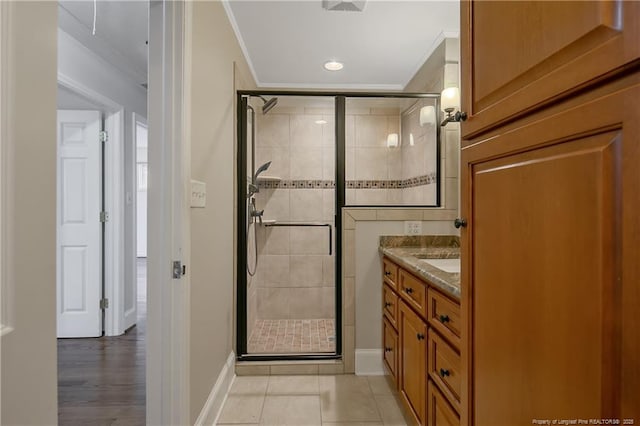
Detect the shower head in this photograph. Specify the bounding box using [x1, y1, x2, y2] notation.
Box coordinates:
[257, 96, 278, 114]
[253, 161, 272, 183]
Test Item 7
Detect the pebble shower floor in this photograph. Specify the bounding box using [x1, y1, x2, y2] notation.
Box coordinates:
[248, 319, 335, 354]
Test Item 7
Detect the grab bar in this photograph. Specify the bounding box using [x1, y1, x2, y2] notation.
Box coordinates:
[263, 222, 332, 255]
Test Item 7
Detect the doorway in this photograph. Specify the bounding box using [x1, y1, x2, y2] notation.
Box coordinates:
[56, 0, 149, 422]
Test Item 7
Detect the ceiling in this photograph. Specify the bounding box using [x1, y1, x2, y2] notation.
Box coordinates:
[224, 0, 459, 90]
[58, 1, 148, 86]
[55, 1, 458, 91]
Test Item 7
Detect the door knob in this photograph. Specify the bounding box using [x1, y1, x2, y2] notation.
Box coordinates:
[454, 218, 467, 229]
[417, 333, 425, 340]
[439, 368, 450, 378]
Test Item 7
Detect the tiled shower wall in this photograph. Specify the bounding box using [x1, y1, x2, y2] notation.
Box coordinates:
[250, 107, 336, 323]
[401, 99, 438, 205]
[345, 102, 438, 205]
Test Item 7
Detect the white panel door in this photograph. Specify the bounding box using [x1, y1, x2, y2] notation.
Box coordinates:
[57, 110, 102, 338]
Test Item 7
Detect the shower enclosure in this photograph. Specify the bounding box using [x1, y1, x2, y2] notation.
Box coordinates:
[237, 91, 440, 360]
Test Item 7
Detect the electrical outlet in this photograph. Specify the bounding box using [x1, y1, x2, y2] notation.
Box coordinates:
[404, 221, 422, 235]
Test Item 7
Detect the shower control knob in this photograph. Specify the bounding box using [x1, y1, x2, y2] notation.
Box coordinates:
[454, 218, 467, 229]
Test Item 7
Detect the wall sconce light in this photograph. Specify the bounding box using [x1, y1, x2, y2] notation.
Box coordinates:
[419, 105, 436, 126]
[386, 133, 399, 148]
[440, 86, 468, 126]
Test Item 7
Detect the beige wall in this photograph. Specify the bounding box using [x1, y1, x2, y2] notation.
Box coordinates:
[186, 1, 255, 422]
[1, 2, 58, 424]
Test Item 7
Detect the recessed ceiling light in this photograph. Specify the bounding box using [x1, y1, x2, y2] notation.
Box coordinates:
[315, 119, 328, 125]
[324, 61, 344, 71]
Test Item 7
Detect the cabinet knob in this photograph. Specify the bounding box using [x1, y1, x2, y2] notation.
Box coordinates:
[417, 333, 425, 340]
[384, 302, 392, 308]
[404, 287, 413, 294]
[385, 347, 392, 353]
[384, 271, 391, 276]
[454, 218, 467, 229]
[439, 368, 450, 378]
[439, 314, 450, 323]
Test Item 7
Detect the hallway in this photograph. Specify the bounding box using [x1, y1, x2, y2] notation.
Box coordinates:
[57, 259, 147, 425]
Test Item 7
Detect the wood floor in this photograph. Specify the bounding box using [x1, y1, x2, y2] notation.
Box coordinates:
[57, 259, 147, 426]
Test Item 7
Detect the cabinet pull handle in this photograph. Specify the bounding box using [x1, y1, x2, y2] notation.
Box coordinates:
[439, 314, 450, 323]
[439, 368, 450, 378]
[384, 302, 392, 308]
[417, 333, 425, 340]
[404, 287, 413, 294]
[384, 271, 391, 276]
[385, 347, 392, 353]
[454, 218, 467, 229]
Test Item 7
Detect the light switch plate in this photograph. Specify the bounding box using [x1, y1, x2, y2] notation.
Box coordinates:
[404, 221, 422, 235]
[191, 180, 206, 208]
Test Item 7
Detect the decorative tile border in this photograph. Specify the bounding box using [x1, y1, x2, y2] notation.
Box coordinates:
[259, 179, 335, 189]
[258, 173, 438, 190]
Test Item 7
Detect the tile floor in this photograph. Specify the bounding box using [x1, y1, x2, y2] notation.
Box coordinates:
[216, 374, 409, 426]
[248, 319, 336, 354]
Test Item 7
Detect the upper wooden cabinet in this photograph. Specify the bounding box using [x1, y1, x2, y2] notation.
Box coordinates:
[460, 0, 640, 139]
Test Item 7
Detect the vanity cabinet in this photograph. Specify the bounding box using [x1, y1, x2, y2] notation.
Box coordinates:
[382, 256, 461, 426]
[461, 1, 640, 424]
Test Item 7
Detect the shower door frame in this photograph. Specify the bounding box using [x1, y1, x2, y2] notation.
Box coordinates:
[236, 90, 441, 361]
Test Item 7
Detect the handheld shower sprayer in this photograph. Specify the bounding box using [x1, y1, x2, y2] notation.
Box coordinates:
[247, 161, 272, 198]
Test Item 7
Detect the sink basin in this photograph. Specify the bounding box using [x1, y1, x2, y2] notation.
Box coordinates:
[421, 258, 460, 274]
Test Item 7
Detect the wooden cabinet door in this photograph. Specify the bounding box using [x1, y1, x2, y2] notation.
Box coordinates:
[461, 0, 640, 139]
[461, 77, 640, 425]
[399, 300, 427, 425]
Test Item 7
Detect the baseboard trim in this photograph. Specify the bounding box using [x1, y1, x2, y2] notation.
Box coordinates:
[355, 349, 384, 375]
[195, 351, 236, 426]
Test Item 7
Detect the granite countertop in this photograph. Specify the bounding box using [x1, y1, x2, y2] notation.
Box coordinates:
[379, 235, 461, 300]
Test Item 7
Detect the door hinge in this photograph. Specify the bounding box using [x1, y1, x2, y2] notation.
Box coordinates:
[100, 211, 109, 223]
[173, 260, 186, 279]
[100, 298, 109, 309]
[99, 130, 108, 143]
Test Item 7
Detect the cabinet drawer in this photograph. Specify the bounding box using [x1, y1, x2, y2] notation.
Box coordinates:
[428, 329, 461, 409]
[382, 258, 399, 290]
[383, 317, 398, 385]
[383, 283, 398, 329]
[428, 289, 460, 348]
[399, 269, 427, 318]
[427, 380, 460, 426]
